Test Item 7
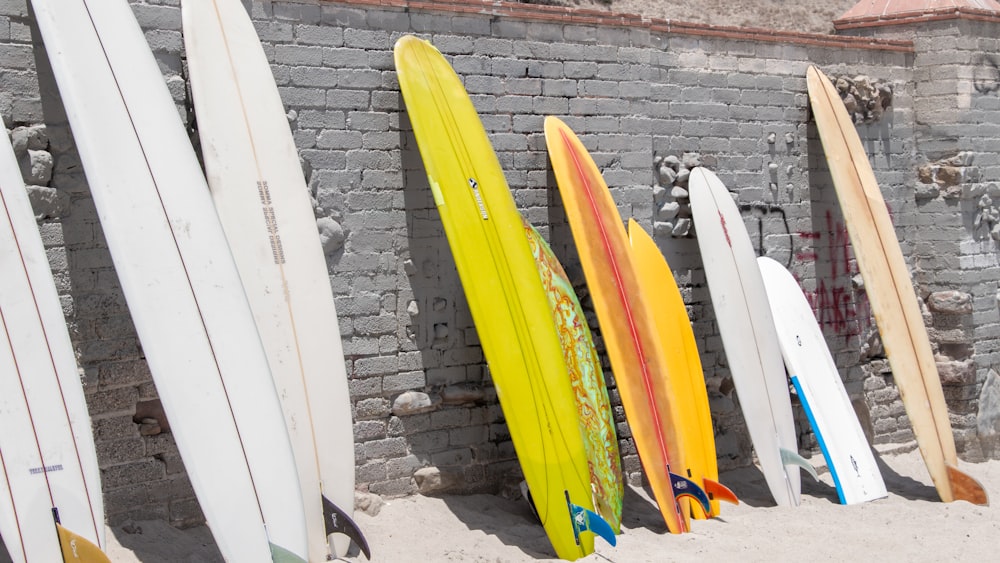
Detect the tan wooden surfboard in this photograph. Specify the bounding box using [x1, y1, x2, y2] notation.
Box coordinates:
[807, 65, 987, 505]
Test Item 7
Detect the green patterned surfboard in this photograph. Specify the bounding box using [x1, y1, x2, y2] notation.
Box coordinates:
[523, 219, 623, 533]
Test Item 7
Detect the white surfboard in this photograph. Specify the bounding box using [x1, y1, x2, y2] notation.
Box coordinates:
[689, 166, 811, 507]
[0, 131, 108, 562]
[29, 1, 308, 560]
[757, 257, 887, 505]
[181, 0, 365, 558]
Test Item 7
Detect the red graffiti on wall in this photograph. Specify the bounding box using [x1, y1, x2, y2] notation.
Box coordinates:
[796, 210, 872, 338]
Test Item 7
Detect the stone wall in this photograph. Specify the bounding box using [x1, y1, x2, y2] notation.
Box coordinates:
[1, 0, 997, 528]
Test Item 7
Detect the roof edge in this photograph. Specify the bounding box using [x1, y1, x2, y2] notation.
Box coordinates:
[327, 0, 915, 53]
[834, 6, 1000, 30]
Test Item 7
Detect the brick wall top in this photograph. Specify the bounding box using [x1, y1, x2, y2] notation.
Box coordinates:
[322, 0, 914, 52]
[834, 6, 1000, 30]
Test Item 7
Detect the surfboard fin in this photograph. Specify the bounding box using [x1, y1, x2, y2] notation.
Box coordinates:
[945, 464, 989, 506]
[669, 472, 712, 516]
[565, 492, 617, 547]
[703, 477, 740, 507]
[323, 495, 372, 559]
[269, 542, 307, 563]
[56, 523, 112, 563]
[780, 447, 819, 481]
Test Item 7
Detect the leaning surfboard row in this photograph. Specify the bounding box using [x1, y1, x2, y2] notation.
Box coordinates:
[1, 14, 990, 562]
[395, 36, 989, 560]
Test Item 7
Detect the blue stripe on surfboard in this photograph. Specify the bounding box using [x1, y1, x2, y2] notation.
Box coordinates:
[791, 375, 846, 504]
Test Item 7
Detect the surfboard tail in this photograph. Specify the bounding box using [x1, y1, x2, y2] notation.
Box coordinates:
[322, 495, 372, 559]
[566, 493, 617, 547]
[56, 523, 111, 563]
[945, 465, 989, 506]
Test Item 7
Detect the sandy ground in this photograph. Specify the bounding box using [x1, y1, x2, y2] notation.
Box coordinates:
[83, 446, 998, 562]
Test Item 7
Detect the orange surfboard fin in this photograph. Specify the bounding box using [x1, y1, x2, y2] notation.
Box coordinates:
[946, 465, 989, 506]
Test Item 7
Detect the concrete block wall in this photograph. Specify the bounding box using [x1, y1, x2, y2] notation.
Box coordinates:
[1, 0, 997, 528]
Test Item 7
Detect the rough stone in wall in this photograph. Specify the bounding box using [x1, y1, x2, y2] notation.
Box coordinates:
[9, 125, 68, 221]
[831, 74, 893, 124]
[653, 152, 712, 238]
[917, 152, 978, 201]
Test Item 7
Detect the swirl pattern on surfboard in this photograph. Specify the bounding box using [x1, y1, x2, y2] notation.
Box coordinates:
[523, 219, 623, 532]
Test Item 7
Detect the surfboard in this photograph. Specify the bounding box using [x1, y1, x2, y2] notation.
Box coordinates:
[806, 65, 988, 505]
[394, 36, 613, 560]
[0, 130, 109, 562]
[758, 256, 888, 505]
[545, 116, 710, 534]
[181, 0, 367, 558]
[628, 219, 738, 519]
[523, 219, 623, 533]
[688, 166, 813, 507]
[29, 1, 310, 560]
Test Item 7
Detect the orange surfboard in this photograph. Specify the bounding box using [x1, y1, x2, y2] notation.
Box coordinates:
[628, 220, 738, 519]
[545, 116, 709, 534]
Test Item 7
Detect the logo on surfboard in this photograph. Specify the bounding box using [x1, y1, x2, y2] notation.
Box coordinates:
[469, 178, 488, 220]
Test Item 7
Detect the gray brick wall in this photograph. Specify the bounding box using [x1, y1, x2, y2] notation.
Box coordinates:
[2, 0, 998, 528]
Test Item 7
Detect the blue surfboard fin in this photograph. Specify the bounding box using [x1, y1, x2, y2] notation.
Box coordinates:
[669, 472, 712, 516]
[565, 492, 616, 547]
[780, 447, 820, 481]
[323, 495, 372, 559]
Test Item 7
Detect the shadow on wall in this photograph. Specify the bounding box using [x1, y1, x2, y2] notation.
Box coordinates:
[391, 112, 512, 497]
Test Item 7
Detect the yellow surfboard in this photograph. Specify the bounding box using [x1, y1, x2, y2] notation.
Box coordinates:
[807, 65, 987, 505]
[628, 220, 737, 519]
[395, 36, 614, 559]
[545, 116, 710, 534]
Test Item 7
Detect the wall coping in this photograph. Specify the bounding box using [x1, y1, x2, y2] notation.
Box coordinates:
[834, 6, 1000, 30]
[320, 0, 915, 53]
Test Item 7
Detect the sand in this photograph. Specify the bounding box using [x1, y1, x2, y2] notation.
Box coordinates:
[89, 446, 998, 562]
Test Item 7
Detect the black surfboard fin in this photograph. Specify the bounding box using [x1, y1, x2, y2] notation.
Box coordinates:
[322, 495, 371, 560]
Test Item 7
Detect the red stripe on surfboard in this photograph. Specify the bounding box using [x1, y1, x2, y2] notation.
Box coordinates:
[558, 128, 683, 532]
